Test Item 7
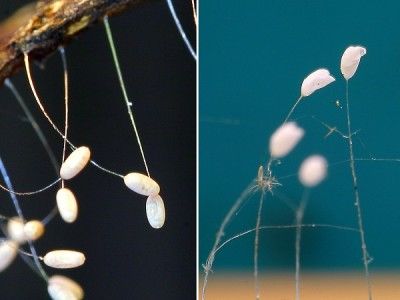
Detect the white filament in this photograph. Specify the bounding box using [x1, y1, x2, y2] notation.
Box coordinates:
[23, 53, 124, 180]
[103, 17, 151, 177]
[165, 0, 197, 60]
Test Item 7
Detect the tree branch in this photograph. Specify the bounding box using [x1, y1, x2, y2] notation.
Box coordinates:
[0, 0, 153, 85]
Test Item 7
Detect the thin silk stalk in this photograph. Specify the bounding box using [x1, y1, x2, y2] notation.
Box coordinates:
[253, 191, 266, 300]
[59, 47, 69, 189]
[0, 178, 60, 196]
[283, 96, 303, 123]
[4, 79, 59, 173]
[206, 223, 360, 299]
[5, 78, 61, 223]
[266, 95, 303, 174]
[203, 91, 308, 299]
[23, 53, 123, 179]
[190, 0, 197, 26]
[213, 223, 359, 258]
[103, 16, 150, 177]
[166, 0, 197, 60]
[345, 80, 372, 299]
[0, 157, 48, 281]
[202, 182, 256, 300]
[295, 190, 309, 300]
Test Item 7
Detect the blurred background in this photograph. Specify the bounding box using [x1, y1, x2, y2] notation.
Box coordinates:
[0, 0, 196, 299]
[200, 0, 400, 298]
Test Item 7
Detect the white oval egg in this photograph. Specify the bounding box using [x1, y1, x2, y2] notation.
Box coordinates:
[56, 188, 78, 223]
[48, 275, 84, 300]
[299, 155, 328, 187]
[0, 240, 18, 272]
[7, 217, 26, 244]
[269, 122, 304, 159]
[43, 250, 85, 269]
[146, 194, 165, 229]
[23, 220, 45, 241]
[60, 146, 91, 180]
[340, 46, 367, 80]
[301, 68, 335, 97]
[124, 172, 160, 196]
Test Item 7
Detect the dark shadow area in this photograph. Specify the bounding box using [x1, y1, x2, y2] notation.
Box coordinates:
[0, 1, 196, 299]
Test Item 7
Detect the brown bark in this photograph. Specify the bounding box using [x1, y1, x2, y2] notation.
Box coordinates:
[0, 0, 152, 85]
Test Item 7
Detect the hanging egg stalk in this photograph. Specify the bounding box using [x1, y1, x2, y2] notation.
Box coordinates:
[124, 172, 166, 229]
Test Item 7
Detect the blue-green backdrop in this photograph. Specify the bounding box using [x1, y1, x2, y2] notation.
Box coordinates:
[200, 0, 400, 271]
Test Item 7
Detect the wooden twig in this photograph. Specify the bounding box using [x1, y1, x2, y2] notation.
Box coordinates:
[0, 0, 152, 85]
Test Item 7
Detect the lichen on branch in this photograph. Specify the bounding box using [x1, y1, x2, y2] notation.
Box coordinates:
[0, 0, 152, 85]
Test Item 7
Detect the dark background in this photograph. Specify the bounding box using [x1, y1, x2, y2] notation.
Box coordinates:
[0, 0, 196, 299]
[200, 0, 400, 273]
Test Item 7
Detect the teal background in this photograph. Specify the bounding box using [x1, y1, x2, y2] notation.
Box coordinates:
[200, 0, 400, 271]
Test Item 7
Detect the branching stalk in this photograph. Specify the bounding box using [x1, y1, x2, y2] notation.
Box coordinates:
[345, 80, 372, 299]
